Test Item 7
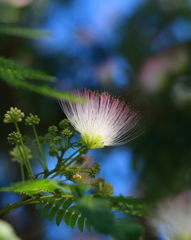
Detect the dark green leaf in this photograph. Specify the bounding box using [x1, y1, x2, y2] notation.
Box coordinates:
[62, 198, 73, 209]
[56, 209, 65, 226]
[78, 216, 85, 232]
[110, 195, 150, 217]
[48, 198, 67, 222]
[67, 205, 76, 212]
[69, 212, 78, 229]
[48, 206, 58, 222]
[36, 202, 46, 210]
[85, 219, 92, 232]
[41, 203, 53, 218]
[64, 211, 72, 226]
[0, 56, 86, 102]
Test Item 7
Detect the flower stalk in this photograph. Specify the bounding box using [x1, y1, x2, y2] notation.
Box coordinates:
[32, 124, 48, 171]
[14, 122, 33, 179]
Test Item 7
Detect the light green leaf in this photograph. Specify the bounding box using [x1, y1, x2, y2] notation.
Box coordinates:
[0, 56, 86, 103]
[0, 25, 52, 39]
[0, 179, 60, 195]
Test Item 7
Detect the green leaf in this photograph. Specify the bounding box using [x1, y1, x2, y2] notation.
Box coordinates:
[36, 202, 46, 210]
[0, 56, 86, 102]
[48, 207, 58, 222]
[0, 179, 61, 196]
[56, 209, 66, 226]
[63, 210, 72, 226]
[110, 195, 150, 217]
[78, 216, 85, 232]
[0, 25, 52, 39]
[41, 204, 52, 218]
[40, 198, 55, 218]
[36, 196, 91, 233]
[69, 211, 78, 229]
[62, 198, 73, 209]
[0, 57, 56, 82]
[48, 199, 67, 222]
[85, 219, 92, 232]
[77, 196, 114, 235]
[7, 79, 85, 102]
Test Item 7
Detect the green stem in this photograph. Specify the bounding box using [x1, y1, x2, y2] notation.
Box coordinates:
[64, 146, 85, 162]
[28, 146, 44, 169]
[0, 194, 74, 217]
[32, 125, 48, 171]
[51, 146, 87, 179]
[16, 144, 31, 176]
[64, 146, 87, 168]
[14, 122, 33, 178]
[20, 163, 25, 181]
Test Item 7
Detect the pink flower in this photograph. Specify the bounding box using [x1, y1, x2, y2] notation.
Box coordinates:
[60, 89, 139, 150]
[150, 192, 191, 240]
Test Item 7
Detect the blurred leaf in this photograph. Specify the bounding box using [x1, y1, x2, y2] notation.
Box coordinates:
[0, 25, 52, 39]
[0, 56, 86, 103]
[77, 195, 143, 239]
[0, 56, 56, 82]
[110, 196, 150, 217]
[78, 216, 85, 232]
[0, 219, 21, 240]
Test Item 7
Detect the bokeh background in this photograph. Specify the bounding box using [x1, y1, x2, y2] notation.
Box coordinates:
[1, 0, 191, 239]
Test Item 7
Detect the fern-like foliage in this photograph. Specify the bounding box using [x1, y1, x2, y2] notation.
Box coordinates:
[0, 179, 90, 196]
[0, 25, 52, 39]
[0, 56, 85, 102]
[76, 195, 143, 239]
[0, 56, 56, 82]
[110, 195, 150, 217]
[0, 179, 62, 197]
[36, 197, 92, 232]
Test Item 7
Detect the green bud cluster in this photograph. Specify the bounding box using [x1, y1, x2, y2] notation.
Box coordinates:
[59, 119, 79, 137]
[22, 135, 29, 144]
[61, 129, 72, 138]
[62, 169, 75, 180]
[59, 119, 70, 128]
[45, 133, 55, 143]
[48, 125, 58, 134]
[49, 144, 58, 157]
[45, 126, 59, 144]
[4, 107, 24, 123]
[10, 146, 32, 163]
[25, 113, 40, 125]
[98, 179, 114, 196]
[53, 136, 62, 145]
[89, 162, 101, 178]
[7, 132, 22, 145]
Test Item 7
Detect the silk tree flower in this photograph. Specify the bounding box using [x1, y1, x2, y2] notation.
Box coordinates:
[59, 89, 140, 150]
[150, 192, 191, 240]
